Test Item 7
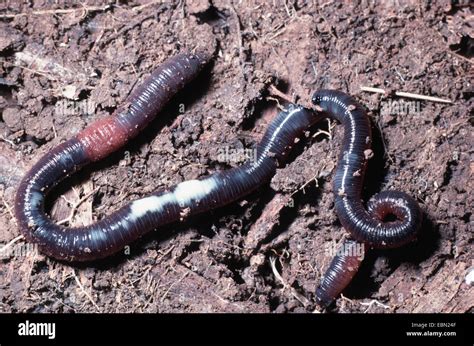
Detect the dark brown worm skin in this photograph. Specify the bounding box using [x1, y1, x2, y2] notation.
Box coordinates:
[15, 51, 322, 262]
[315, 239, 367, 307]
[15, 52, 210, 261]
[312, 90, 422, 307]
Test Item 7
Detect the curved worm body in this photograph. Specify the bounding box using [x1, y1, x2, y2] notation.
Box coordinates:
[312, 90, 422, 307]
[15, 52, 321, 261]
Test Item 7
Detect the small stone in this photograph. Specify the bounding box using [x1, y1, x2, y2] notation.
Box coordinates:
[250, 253, 265, 267]
[62, 85, 77, 100]
[465, 267, 474, 286]
[2, 107, 22, 131]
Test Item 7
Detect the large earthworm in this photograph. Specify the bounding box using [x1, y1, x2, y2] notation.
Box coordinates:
[312, 90, 423, 307]
[15, 51, 322, 261]
[14, 53, 421, 309]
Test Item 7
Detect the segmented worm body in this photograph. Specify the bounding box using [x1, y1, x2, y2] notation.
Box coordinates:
[15, 52, 321, 261]
[15, 52, 421, 308]
[312, 90, 422, 307]
[315, 239, 367, 306]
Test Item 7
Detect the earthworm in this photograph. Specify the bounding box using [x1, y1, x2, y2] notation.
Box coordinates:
[15, 51, 322, 261]
[315, 239, 367, 307]
[312, 90, 422, 307]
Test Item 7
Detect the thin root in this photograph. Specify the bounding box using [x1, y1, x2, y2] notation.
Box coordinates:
[269, 256, 310, 307]
[360, 299, 391, 313]
[269, 85, 295, 104]
[71, 269, 101, 312]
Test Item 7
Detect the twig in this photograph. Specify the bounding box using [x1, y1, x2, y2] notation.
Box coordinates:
[268, 85, 320, 112]
[131, 0, 163, 12]
[99, 13, 155, 48]
[269, 256, 310, 307]
[156, 245, 176, 262]
[0, 4, 111, 18]
[267, 96, 285, 111]
[313, 118, 334, 140]
[269, 85, 295, 104]
[228, 3, 247, 81]
[446, 49, 473, 65]
[247, 18, 259, 39]
[12, 65, 58, 81]
[361, 86, 453, 103]
[313, 129, 332, 140]
[1, 195, 16, 222]
[0, 135, 16, 146]
[310, 59, 318, 78]
[337, 293, 354, 312]
[360, 299, 390, 313]
[291, 173, 319, 198]
[160, 271, 189, 302]
[229, 4, 243, 57]
[267, 27, 287, 41]
[71, 269, 101, 312]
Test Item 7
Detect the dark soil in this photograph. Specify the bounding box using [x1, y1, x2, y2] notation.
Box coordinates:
[0, 1, 472, 313]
